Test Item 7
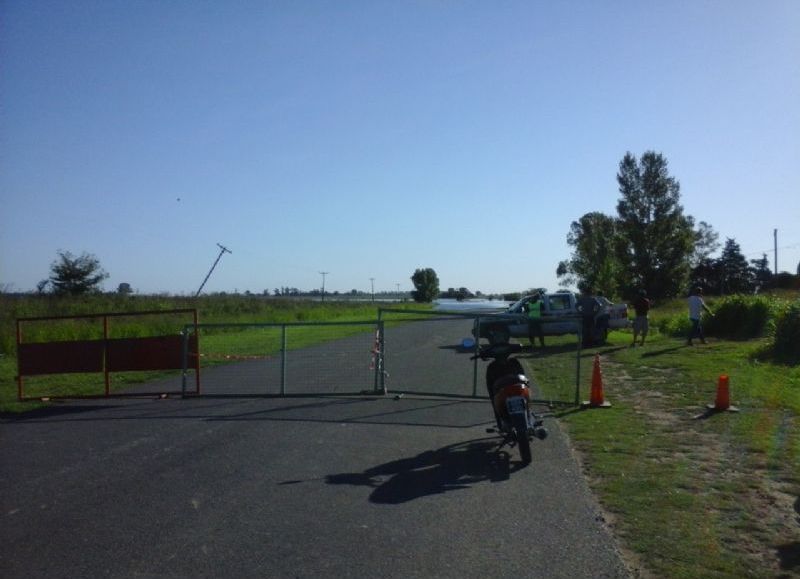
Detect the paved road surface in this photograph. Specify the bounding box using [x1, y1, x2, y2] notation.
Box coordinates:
[1, 317, 629, 578]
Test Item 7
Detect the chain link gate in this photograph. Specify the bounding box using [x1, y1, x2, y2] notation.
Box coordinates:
[378, 308, 584, 406]
[181, 320, 383, 397]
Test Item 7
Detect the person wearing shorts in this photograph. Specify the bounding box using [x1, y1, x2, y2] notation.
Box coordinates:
[632, 289, 650, 346]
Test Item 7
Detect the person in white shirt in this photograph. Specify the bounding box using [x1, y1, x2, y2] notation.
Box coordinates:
[687, 287, 714, 345]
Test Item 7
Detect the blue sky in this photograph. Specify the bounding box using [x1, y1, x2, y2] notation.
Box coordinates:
[2, 1, 799, 296]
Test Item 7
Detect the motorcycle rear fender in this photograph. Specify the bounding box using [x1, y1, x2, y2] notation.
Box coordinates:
[493, 383, 530, 417]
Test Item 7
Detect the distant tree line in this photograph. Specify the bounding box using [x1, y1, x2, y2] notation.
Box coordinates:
[19, 195, 799, 301]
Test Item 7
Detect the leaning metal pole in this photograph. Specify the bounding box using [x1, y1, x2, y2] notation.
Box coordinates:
[195, 243, 231, 297]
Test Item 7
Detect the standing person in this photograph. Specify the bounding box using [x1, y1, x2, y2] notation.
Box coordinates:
[526, 295, 545, 349]
[631, 289, 651, 346]
[687, 287, 713, 345]
[578, 289, 601, 346]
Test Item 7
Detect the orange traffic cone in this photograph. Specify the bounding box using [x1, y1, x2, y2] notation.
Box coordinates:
[582, 354, 611, 408]
[707, 374, 739, 412]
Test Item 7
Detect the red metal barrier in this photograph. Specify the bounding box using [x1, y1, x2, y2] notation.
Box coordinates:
[16, 309, 200, 400]
[18, 340, 105, 376]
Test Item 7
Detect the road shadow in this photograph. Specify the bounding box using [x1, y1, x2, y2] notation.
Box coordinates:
[518, 343, 576, 356]
[324, 438, 522, 504]
[0, 403, 121, 422]
[206, 397, 489, 429]
[641, 345, 685, 358]
[517, 344, 629, 359]
[438, 344, 475, 354]
[3, 396, 490, 429]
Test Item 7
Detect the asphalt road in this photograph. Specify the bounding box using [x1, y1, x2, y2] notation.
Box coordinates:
[1, 318, 629, 578]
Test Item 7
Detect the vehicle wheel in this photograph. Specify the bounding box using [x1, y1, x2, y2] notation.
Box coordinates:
[512, 413, 532, 464]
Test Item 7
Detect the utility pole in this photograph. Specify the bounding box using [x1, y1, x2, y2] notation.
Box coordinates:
[319, 271, 329, 302]
[369, 277, 375, 303]
[774, 229, 778, 275]
[195, 243, 231, 297]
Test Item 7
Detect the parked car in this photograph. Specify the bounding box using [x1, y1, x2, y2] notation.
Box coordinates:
[474, 292, 628, 346]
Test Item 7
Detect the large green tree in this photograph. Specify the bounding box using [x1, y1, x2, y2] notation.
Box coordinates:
[49, 251, 109, 295]
[410, 268, 440, 303]
[557, 212, 619, 296]
[614, 151, 695, 299]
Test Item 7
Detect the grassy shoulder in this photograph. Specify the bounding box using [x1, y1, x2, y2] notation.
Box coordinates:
[523, 329, 799, 578]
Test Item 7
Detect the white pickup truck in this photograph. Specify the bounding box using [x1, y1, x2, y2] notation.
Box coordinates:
[475, 292, 629, 346]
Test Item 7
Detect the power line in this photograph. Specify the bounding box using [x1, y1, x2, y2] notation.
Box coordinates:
[743, 243, 800, 258]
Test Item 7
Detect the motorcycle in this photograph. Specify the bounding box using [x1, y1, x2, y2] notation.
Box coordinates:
[473, 322, 547, 464]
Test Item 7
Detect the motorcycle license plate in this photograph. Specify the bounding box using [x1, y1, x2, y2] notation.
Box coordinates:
[506, 397, 526, 414]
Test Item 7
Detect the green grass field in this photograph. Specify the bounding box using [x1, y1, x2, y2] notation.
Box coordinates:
[524, 294, 800, 578]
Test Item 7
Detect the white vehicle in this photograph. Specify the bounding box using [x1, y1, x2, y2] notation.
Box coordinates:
[475, 292, 629, 346]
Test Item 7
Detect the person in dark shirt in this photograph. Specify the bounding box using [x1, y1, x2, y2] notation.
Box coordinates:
[632, 289, 651, 346]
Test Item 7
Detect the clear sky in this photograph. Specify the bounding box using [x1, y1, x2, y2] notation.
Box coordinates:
[2, 1, 799, 296]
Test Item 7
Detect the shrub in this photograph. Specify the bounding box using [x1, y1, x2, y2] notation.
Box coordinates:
[704, 295, 773, 340]
[655, 314, 691, 338]
[773, 302, 800, 362]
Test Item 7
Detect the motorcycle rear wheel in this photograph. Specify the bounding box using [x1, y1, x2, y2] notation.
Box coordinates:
[512, 413, 532, 464]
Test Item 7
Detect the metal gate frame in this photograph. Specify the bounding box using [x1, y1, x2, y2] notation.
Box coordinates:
[16, 309, 200, 400]
[180, 320, 384, 397]
[378, 307, 584, 406]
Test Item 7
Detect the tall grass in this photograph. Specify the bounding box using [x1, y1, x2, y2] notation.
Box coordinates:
[651, 292, 800, 360]
[1, 294, 416, 357]
[774, 302, 800, 362]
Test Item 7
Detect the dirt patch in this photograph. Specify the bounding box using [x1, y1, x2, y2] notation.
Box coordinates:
[569, 356, 800, 577]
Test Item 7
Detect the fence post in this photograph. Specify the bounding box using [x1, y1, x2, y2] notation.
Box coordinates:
[374, 311, 384, 394]
[192, 309, 201, 395]
[575, 319, 582, 406]
[280, 325, 287, 396]
[181, 328, 189, 397]
[103, 315, 110, 396]
[378, 320, 386, 395]
[472, 316, 480, 397]
[16, 319, 23, 401]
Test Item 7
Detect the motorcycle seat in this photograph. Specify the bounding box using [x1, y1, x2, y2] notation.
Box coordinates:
[492, 374, 529, 390]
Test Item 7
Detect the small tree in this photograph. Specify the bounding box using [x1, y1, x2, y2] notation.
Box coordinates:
[691, 221, 720, 268]
[49, 251, 108, 296]
[690, 258, 722, 294]
[717, 238, 753, 294]
[410, 268, 440, 303]
[557, 212, 619, 296]
[750, 254, 772, 290]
